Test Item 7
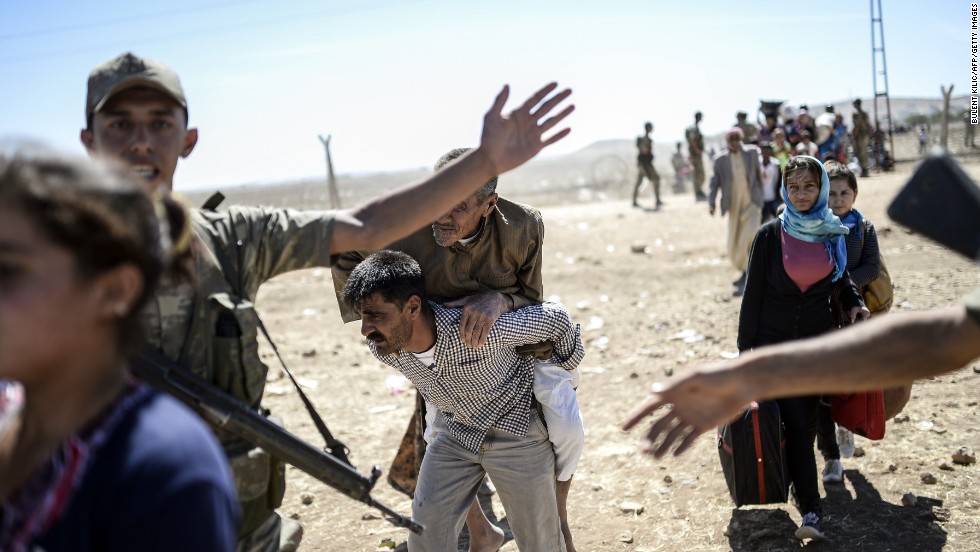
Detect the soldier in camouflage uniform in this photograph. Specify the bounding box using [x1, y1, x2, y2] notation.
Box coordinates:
[79, 52, 574, 552]
[685, 111, 708, 201]
[633, 122, 663, 208]
[851, 99, 871, 178]
[734, 111, 759, 145]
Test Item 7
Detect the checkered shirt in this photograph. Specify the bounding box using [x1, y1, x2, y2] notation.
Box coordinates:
[368, 301, 584, 453]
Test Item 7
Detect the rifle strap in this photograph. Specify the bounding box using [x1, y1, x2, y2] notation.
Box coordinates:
[196, 205, 352, 466]
[255, 316, 352, 465]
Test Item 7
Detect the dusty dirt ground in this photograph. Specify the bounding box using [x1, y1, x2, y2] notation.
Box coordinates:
[232, 157, 979, 551]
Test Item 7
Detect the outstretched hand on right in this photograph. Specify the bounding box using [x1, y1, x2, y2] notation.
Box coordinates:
[477, 83, 574, 177]
[621, 365, 753, 458]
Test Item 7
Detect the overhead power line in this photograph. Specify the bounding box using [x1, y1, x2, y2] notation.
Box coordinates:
[0, 0, 413, 66]
[0, 0, 257, 42]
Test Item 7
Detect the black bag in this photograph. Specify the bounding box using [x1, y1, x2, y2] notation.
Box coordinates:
[717, 400, 789, 506]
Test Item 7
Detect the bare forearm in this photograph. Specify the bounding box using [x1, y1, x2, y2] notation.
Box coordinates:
[738, 306, 980, 399]
[329, 83, 572, 254]
[623, 305, 979, 459]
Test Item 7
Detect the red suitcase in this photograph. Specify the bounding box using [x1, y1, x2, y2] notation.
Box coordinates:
[831, 390, 886, 440]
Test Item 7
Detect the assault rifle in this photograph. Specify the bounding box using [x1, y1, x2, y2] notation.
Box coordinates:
[132, 348, 423, 534]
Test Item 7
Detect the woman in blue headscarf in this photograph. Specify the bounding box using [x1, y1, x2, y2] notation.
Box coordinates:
[736, 155, 869, 541]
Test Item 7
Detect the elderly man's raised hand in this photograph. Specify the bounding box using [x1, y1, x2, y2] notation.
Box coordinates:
[477, 83, 574, 176]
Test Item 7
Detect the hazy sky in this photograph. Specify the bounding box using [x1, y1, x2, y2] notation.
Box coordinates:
[0, 0, 970, 190]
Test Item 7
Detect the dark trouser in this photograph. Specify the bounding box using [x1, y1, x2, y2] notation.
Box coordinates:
[776, 395, 822, 516]
[815, 400, 840, 461]
[690, 154, 706, 198]
[761, 200, 780, 223]
[634, 162, 661, 205]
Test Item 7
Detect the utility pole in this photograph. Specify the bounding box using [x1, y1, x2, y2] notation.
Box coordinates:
[318, 134, 341, 209]
[940, 84, 954, 149]
[870, 0, 895, 161]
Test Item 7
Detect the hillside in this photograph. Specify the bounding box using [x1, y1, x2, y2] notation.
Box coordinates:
[182, 95, 977, 211]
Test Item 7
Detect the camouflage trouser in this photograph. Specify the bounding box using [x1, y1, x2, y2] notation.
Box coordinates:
[690, 154, 706, 198]
[633, 161, 661, 204]
[235, 511, 303, 552]
[227, 416, 299, 552]
[236, 511, 280, 552]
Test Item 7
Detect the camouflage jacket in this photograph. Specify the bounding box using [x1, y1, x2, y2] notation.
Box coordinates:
[144, 206, 337, 410]
[685, 125, 704, 154]
[853, 109, 871, 138]
[141, 205, 336, 535]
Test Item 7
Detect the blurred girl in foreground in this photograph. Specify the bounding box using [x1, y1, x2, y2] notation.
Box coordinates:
[737, 156, 868, 541]
[0, 149, 237, 551]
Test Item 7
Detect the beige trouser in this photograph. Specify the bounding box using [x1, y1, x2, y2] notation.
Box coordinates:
[727, 176, 761, 272]
[855, 136, 870, 172]
[410, 410, 563, 551]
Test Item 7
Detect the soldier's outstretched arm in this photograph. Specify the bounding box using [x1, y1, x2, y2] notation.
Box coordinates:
[330, 83, 573, 254]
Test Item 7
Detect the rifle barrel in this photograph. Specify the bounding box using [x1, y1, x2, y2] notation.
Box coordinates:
[132, 351, 424, 534]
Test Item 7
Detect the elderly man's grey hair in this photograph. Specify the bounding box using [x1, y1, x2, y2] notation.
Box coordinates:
[434, 148, 498, 203]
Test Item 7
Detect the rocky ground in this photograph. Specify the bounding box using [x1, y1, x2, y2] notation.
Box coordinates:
[221, 156, 979, 551]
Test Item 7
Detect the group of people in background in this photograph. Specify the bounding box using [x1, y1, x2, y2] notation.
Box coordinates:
[634, 98, 879, 212]
[634, 99, 883, 299]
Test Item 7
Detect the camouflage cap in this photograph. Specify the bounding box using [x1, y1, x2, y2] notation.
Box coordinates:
[86, 52, 187, 121]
